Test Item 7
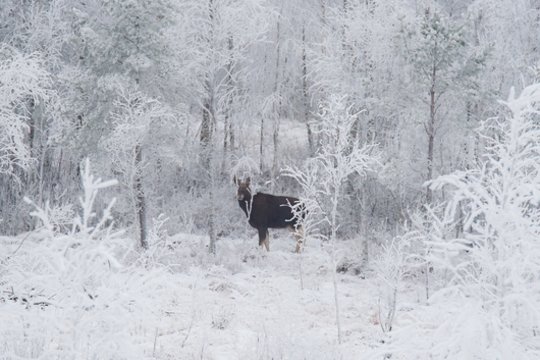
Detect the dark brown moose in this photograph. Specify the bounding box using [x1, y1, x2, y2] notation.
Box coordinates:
[234, 176, 304, 252]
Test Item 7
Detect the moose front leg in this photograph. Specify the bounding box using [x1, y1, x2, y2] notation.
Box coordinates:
[258, 227, 270, 251]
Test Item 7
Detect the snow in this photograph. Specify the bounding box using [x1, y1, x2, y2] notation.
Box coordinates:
[149, 233, 381, 359]
[1, 230, 390, 359]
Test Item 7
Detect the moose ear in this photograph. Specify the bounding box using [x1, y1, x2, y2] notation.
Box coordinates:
[233, 175, 237, 185]
[246, 177, 251, 186]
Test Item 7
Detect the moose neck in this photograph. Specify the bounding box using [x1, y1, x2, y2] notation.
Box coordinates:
[238, 195, 252, 218]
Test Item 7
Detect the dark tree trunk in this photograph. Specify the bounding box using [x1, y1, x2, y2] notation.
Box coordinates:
[134, 144, 147, 249]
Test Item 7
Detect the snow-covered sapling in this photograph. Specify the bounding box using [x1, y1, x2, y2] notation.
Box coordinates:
[285, 94, 380, 344]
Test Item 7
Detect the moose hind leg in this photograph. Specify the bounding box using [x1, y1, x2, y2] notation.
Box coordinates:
[258, 227, 270, 251]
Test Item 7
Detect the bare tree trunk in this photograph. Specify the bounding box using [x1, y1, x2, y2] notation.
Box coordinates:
[272, 118, 279, 185]
[302, 24, 314, 154]
[426, 66, 436, 204]
[28, 98, 36, 162]
[320, 0, 327, 25]
[208, 172, 217, 255]
[360, 185, 369, 265]
[201, 0, 215, 157]
[200, 79, 214, 152]
[134, 144, 147, 249]
[259, 117, 265, 173]
[223, 36, 234, 155]
[201, 85, 217, 255]
[271, 6, 283, 188]
[341, 0, 350, 57]
[202, 93, 217, 254]
[330, 190, 343, 344]
[222, 36, 235, 174]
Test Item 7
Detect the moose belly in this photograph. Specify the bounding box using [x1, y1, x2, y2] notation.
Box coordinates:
[248, 210, 295, 229]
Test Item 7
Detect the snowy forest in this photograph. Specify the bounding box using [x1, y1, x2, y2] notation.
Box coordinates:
[1, 0, 540, 358]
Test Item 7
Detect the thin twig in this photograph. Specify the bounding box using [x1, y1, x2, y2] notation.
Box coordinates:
[4, 227, 44, 261]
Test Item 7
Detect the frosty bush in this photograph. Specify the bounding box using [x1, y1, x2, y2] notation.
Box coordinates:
[373, 238, 408, 334]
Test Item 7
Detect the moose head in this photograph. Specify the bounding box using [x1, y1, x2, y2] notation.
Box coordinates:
[234, 176, 251, 202]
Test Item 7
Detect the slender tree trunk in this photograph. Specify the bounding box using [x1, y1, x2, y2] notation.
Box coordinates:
[360, 185, 369, 265]
[272, 6, 283, 188]
[223, 36, 234, 154]
[201, 93, 217, 254]
[302, 24, 314, 154]
[341, 0, 348, 52]
[28, 98, 36, 162]
[222, 36, 235, 174]
[201, 0, 215, 159]
[272, 118, 280, 185]
[134, 144, 147, 249]
[201, 85, 217, 255]
[330, 189, 343, 344]
[426, 66, 436, 204]
[201, 79, 213, 152]
[208, 170, 217, 255]
[259, 117, 265, 173]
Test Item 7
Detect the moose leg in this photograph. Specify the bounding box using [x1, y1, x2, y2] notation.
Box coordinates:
[258, 227, 270, 251]
[264, 230, 270, 251]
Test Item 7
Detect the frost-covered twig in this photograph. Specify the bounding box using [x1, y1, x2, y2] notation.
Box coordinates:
[72, 159, 118, 238]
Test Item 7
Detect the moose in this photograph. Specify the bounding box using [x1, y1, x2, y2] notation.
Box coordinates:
[234, 176, 304, 252]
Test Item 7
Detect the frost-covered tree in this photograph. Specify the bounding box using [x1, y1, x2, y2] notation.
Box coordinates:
[401, 7, 483, 203]
[285, 95, 380, 343]
[104, 89, 175, 248]
[0, 45, 52, 176]
[386, 84, 540, 358]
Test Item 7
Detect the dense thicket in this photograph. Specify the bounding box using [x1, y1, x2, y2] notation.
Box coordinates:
[1, 0, 539, 247]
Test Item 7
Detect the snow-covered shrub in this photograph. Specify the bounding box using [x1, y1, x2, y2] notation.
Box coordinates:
[373, 238, 409, 334]
[380, 85, 540, 358]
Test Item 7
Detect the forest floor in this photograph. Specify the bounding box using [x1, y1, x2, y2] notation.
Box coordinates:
[1, 230, 424, 360]
[152, 232, 409, 359]
[160, 233, 380, 359]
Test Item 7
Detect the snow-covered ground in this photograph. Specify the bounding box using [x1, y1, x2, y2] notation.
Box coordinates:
[2, 227, 539, 359]
[155, 233, 382, 360]
[1, 229, 402, 359]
